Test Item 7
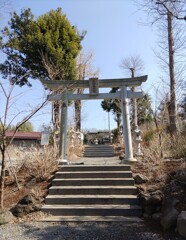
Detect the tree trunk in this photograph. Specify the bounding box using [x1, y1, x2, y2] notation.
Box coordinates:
[0, 147, 6, 210]
[131, 69, 137, 129]
[75, 100, 81, 132]
[52, 101, 60, 149]
[116, 113, 121, 129]
[132, 87, 137, 128]
[167, 12, 177, 134]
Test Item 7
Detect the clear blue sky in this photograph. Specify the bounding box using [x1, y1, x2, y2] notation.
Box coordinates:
[1, 0, 162, 132]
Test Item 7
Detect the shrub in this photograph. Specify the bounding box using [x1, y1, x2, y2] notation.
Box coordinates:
[170, 136, 186, 159]
[143, 129, 155, 146]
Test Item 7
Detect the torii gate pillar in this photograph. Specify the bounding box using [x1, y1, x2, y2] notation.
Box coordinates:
[121, 86, 136, 162]
[59, 90, 68, 164]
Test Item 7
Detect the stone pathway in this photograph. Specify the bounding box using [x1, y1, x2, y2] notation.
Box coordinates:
[68, 156, 121, 166]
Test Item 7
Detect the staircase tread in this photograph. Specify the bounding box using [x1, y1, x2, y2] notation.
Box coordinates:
[53, 178, 134, 181]
[60, 166, 131, 169]
[39, 216, 143, 222]
[61, 165, 131, 167]
[42, 204, 142, 209]
[46, 194, 138, 198]
[50, 186, 137, 189]
[56, 171, 132, 174]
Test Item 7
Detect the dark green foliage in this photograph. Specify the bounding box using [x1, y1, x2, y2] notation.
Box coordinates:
[0, 8, 83, 86]
[137, 93, 153, 126]
[5, 121, 34, 132]
[101, 90, 153, 128]
[143, 129, 155, 145]
[101, 88, 121, 128]
[179, 94, 186, 119]
[16, 121, 34, 132]
[112, 128, 120, 143]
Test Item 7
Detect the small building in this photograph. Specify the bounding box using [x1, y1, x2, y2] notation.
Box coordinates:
[5, 131, 42, 147]
[85, 130, 111, 144]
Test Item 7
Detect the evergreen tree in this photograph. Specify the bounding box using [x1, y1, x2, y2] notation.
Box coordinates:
[0, 8, 84, 145]
[179, 94, 186, 119]
[0, 8, 83, 85]
[137, 93, 153, 127]
[101, 88, 121, 129]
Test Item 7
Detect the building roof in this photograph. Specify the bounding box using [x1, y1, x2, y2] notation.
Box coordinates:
[5, 131, 41, 140]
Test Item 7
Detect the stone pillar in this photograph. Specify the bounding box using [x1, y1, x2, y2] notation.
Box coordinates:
[59, 90, 68, 164]
[121, 86, 136, 162]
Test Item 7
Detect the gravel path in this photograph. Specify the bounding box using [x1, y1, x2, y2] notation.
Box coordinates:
[0, 220, 185, 240]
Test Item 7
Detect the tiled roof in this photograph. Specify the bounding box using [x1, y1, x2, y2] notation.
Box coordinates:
[5, 131, 41, 140]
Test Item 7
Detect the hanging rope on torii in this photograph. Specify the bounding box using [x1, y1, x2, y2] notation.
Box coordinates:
[41, 75, 148, 164]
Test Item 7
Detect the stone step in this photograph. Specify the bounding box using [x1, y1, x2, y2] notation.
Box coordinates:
[84, 145, 114, 148]
[83, 152, 114, 155]
[42, 163, 141, 220]
[40, 216, 143, 222]
[52, 178, 134, 186]
[59, 165, 131, 172]
[84, 149, 115, 152]
[83, 145, 115, 157]
[45, 194, 139, 205]
[83, 153, 115, 157]
[42, 204, 142, 217]
[55, 171, 132, 179]
[48, 186, 137, 195]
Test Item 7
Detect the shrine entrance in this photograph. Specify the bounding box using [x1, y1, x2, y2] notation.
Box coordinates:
[41, 75, 147, 163]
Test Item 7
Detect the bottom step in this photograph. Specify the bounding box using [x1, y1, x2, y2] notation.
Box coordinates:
[42, 204, 142, 217]
[39, 215, 143, 222]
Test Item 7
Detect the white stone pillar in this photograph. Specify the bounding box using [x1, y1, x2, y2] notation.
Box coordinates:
[121, 86, 136, 162]
[59, 90, 68, 164]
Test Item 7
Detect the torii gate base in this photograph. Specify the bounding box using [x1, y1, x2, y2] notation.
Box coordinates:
[41, 75, 147, 164]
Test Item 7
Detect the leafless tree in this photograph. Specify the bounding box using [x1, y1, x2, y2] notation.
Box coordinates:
[135, 0, 186, 134]
[0, 0, 12, 18]
[75, 50, 99, 131]
[40, 51, 65, 149]
[0, 79, 47, 210]
[120, 55, 144, 129]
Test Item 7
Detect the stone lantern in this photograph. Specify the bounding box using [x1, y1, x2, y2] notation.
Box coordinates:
[110, 132, 114, 144]
[76, 130, 82, 145]
[133, 126, 143, 156]
[70, 129, 75, 147]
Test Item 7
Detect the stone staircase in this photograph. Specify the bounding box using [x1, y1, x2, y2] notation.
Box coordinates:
[42, 165, 142, 221]
[83, 145, 115, 157]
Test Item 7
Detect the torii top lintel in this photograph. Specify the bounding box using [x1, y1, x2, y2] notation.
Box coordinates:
[41, 75, 148, 90]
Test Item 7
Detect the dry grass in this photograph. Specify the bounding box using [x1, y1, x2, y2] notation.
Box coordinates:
[5, 138, 85, 181]
[66, 136, 84, 160]
[21, 146, 58, 181]
[5, 146, 58, 182]
[132, 130, 186, 185]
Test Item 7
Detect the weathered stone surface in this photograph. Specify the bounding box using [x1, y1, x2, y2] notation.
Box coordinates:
[11, 193, 42, 217]
[134, 174, 148, 184]
[160, 198, 179, 230]
[152, 212, 162, 221]
[177, 211, 186, 238]
[119, 153, 125, 160]
[11, 203, 42, 217]
[148, 186, 162, 193]
[18, 194, 36, 205]
[0, 210, 14, 225]
[139, 189, 163, 215]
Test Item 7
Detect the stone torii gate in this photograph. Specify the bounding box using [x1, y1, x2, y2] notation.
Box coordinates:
[41, 75, 147, 164]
